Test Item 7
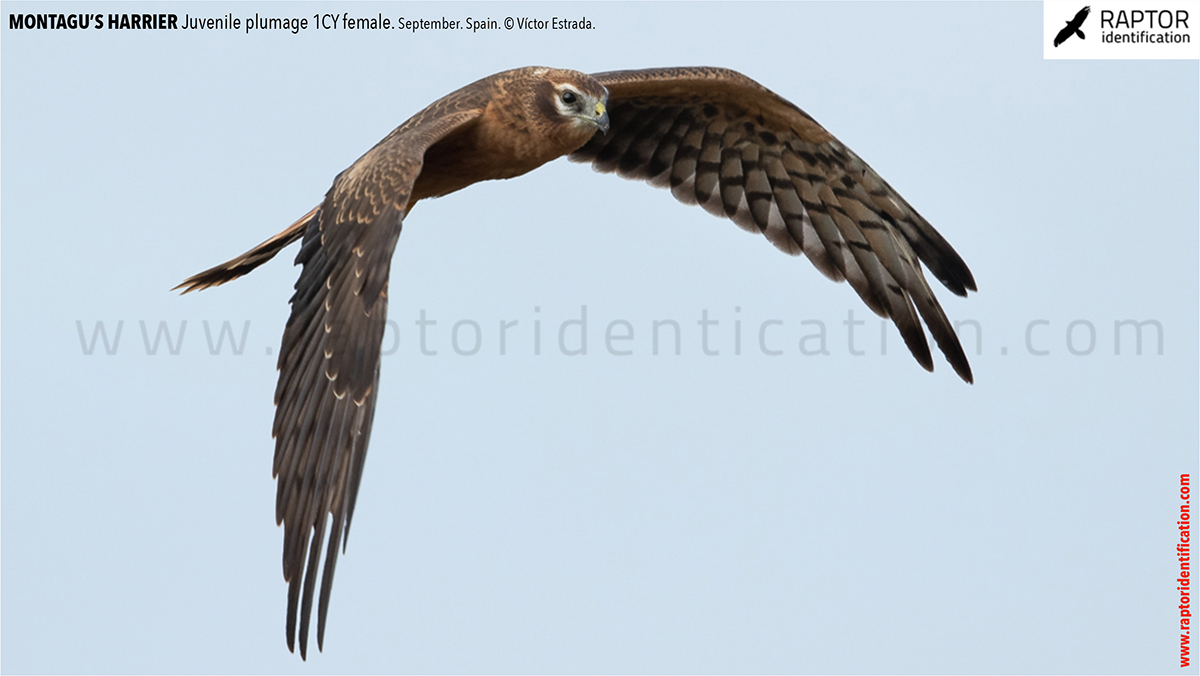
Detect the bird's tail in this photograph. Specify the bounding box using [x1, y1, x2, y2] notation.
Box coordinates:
[1076, 28, 1086, 40]
[174, 206, 318, 293]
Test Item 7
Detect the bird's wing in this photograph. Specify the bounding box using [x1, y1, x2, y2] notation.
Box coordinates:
[273, 90, 486, 658]
[1054, 23, 1075, 46]
[1074, 6, 1091, 25]
[574, 67, 975, 382]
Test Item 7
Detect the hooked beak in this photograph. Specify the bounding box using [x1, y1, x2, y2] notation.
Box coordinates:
[593, 101, 610, 135]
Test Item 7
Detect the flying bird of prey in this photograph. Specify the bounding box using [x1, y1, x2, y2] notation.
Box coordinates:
[177, 66, 976, 658]
[1054, 5, 1091, 47]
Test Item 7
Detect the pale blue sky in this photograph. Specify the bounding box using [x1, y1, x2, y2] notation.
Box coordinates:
[2, 1, 1198, 673]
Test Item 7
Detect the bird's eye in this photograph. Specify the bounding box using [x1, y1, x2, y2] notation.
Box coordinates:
[561, 90, 577, 105]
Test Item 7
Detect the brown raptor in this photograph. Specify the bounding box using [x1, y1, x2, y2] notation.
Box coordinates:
[177, 66, 976, 658]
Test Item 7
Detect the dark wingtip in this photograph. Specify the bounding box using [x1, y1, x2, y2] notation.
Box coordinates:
[942, 257, 977, 297]
[954, 360, 975, 385]
[916, 347, 935, 373]
[940, 332, 974, 384]
[909, 228, 976, 298]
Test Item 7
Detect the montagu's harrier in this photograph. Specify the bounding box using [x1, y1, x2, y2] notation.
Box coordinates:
[177, 66, 976, 658]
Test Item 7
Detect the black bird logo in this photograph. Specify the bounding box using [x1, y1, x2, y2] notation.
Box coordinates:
[1054, 6, 1091, 47]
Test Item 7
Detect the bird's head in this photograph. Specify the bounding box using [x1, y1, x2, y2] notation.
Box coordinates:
[525, 68, 610, 148]
[550, 78, 610, 135]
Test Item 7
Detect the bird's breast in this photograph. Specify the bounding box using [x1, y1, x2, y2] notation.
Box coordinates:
[411, 116, 567, 202]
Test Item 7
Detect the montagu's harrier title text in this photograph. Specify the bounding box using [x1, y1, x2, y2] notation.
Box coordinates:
[7, 12, 595, 34]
